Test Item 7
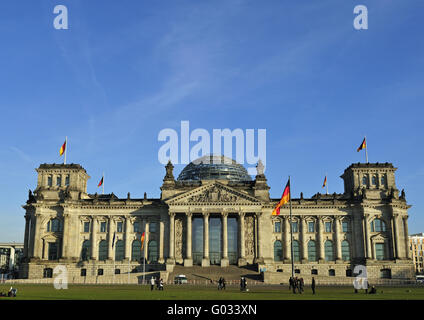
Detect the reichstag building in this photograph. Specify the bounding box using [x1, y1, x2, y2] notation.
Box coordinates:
[20, 155, 414, 282]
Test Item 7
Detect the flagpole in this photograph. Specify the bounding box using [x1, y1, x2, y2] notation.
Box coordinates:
[102, 172, 105, 195]
[64, 136, 67, 165]
[326, 173, 328, 195]
[365, 136, 369, 163]
[289, 176, 294, 281]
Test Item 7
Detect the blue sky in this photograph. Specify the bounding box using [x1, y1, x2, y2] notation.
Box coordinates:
[0, 0, 423, 242]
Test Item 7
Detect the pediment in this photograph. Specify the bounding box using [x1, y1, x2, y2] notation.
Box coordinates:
[370, 233, 387, 241]
[166, 182, 262, 206]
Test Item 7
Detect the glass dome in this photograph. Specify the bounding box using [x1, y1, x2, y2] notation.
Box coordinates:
[177, 155, 252, 182]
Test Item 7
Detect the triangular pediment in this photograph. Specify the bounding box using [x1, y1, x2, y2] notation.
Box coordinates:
[166, 182, 262, 206]
[370, 233, 387, 241]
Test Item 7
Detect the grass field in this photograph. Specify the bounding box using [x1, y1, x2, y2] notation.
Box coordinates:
[0, 284, 424, 300]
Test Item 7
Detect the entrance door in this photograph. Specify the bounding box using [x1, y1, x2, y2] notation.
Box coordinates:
[209, 217, 222, 265]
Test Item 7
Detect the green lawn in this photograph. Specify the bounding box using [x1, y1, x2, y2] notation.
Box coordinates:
[0, 284, 424, 300]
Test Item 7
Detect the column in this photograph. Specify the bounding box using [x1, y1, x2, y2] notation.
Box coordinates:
[254, 212, 264, 263]
[9, 247, 15, 271]
[363, 214, 372, 259]
[403, 216, 410, 259]
[23, 215, 30, 258]
[108, 217, 115, 260]
[184, 212, 193, 266]
[159, 219, 165, 263]
[238, 212, 246, 266]
[221, 212, 229, 267]
[33, 214, 43, 259]
[61, 212, 70, 259]
[335, 217, 342, 261]
[300, 217, 307, 261]
[202, 211, 210, 267]
[91, 217, 98, 260]
[124, 217, 131, 260]
[283, 217, 290, 261]
[144, 220, 149, 262]
[167, 212, 175, 264]
[392, 214, 400, 259]
[317, 217, 325, 261]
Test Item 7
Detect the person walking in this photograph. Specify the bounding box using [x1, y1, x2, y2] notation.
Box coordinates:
[311, 277, 316, 295]
[159, 278, 164, 291]
[218, 277, 222, 290]
[299, 278, 304, 293]
[150, 277, 155, 291]
[289, 277, 293, 291]
[222, 277, 226, 290]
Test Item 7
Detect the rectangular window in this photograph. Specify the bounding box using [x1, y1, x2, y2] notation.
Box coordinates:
[84, 222, 90, 233]
[375, 243, 385, 260]
[97, 269, 104, 276]
[291, 222, 298, 233]
[81, 269, 86, 277]
[117, 222, 123, 233]
[133, 222, 140, 233]
[342, 221, 349, 232]
[65, 175, 70, 186]
[325, 222, 332, 233]
[149, 222, 157, 233]
[274, 221, 281, 233]
[308, 222, 315, 233]
[48, 243, 58, 260]
[56, 176, 62, 186]
[100, 222, 107, 233]
[48, 176, 52, 187]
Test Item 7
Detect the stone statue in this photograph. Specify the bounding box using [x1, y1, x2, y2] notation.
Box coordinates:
[256, 160, 265, 176]
[400, 189, 406, 199]
[300, 192, 304, 200]
[144, 192, 147, 200]
[127, 192, 131, 200]
[165, 160, 175, 180]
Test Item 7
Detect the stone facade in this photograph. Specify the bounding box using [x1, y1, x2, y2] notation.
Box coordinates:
[20, 161, 415, 282]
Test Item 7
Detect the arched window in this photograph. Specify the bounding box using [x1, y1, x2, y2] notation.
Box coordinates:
[324, 240, 334, 261]
[371, 219, 386, 232]
[47, 218, 62, 232]
[274, 240, 283, 261]
[115, 240, 124, 261]
[372, 176, 377, 185]
[98, 240, 108, 261]
[148, 240, 158, 262]
[362, 176, 368, 185]
[341, 240, 350, 261]
[132, 240, 142, 261]
[292, 240, 300, 262]
[308, 240, 317, 261]
[81, 240, 91, 261]
[381, 175, 387, 186]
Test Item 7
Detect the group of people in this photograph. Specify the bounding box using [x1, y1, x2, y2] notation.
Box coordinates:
[150, 277, 164, 291]
[0, 287, 17, 297]
[289, 276, 316, 294]
[217, 277, 226, 290]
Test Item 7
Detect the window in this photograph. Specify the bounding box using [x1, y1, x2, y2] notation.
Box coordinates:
[308, 240, 317, 262]
[115, 269, 121, 275]
[97, 269, 104, 276]
[47, 175, 53, 187]
[274, 221, 281, 233]
[48, 242, 58, 260]
[81, 240, 91, 261]
[372, 176, 377, 185]
[274, 240, 283, 261]
[341, 240, 350, 261]
[43, 268, 53, 278]
[308, 222, 315, 233]
[148, 240, 158, 262]
[381, 175, 386, 186]
[362, 175, 368, 185]
[81, 269, 86, 277]
[311, 269, 318, 275]
[295, 269, 300, 274]
[292, 240, 300, 262]
[100, 222, 107, 233]
[56, 175, 62, 186]
[65, 175, 70, 186]
[47, 219, 62, 232]
[346, 269, 353, 277]
[329, 269, 336, 276]
[342, 221, 349, 232]
[133, 222, 140, 233]
[375, 243, 385, 260]
[291, 222, 298, 233]
[132, 240, 142, 261]
[324, 240, 334, 261]
[150, 222, 157, 233]
[371, 219, 386, 232]
[117, 222, 123, 233]
[83, 222, 90, 233]
[115, 240, 124, 261]
[98, 240, 108, 261]
[380, 269, 391, 279]
[325, 222, 332, 233]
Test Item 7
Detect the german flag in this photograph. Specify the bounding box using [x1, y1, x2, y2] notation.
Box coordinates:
[59, 140, 66, 156]
[322, 176, 327, 188]
[141, 232, 145, 250]
[272, 179, 290, 216]
[97, 176, 104, 187]
[357, 137, 366, 152]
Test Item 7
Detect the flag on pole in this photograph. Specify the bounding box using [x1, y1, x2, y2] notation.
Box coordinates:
[140, 232, 145, 250]
[272, 179, 290, 216]
[111, 232, 116, 249]
[98, 176, 104, 187]
[59, 139, 66, 156]
[357, 137, 366, 152]
[322, 176, 327, 188]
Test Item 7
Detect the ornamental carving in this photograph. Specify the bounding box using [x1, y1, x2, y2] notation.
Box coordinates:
[245, 215, 255, 257]
[188, 186, 239, 203]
